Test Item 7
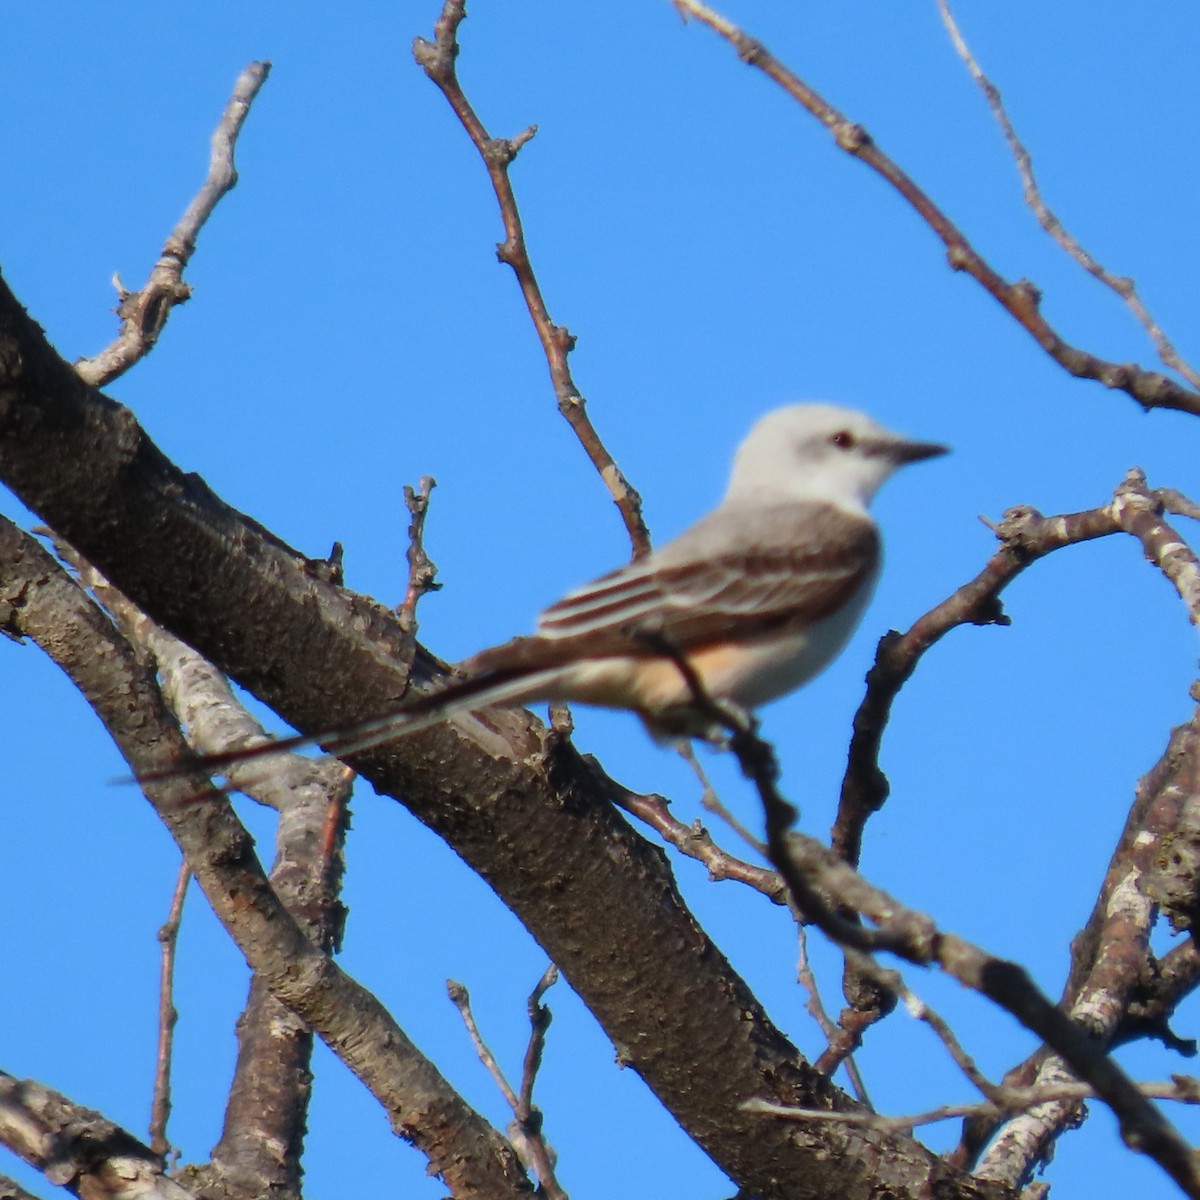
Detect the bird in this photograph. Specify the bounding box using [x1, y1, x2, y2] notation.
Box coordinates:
[158, 404, 947, 778]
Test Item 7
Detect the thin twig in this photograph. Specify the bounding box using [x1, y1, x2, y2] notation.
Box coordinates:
[448, 980, 519, 1106]
[149, 861, 190, 1161]
[76, 62, 270, 387]
[1158, 488, 1200, 523]
[747, 1074, 1200, 1133]
[604, 775, 785, 901]
[413, 3, 651, 556]
[849, 952, 999, 1101]
[676, 741, 768, 857]
[936, 0, 1200, 390]
[671, 0, 1200, 418]
[518, 966, 558, 1127]
[448, 975, 568, 1199]
[797, 928, 872, 1107]
[398, 475, 441, 636]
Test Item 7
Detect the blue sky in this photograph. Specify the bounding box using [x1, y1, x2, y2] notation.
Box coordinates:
[3, 2, 1199, 1197]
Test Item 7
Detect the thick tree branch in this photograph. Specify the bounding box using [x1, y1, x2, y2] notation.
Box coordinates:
[0, 1072, 191, 1200]
[671, 0, 1200, 418]
[0, 270, 1012, 1200]
[0, 520, 532, 1199]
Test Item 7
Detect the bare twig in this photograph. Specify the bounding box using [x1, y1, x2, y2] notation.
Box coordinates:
[449, 974, 568, 1199]
[936, 0, 1200, 390]
[671, 0, 1200, 418]
[677, 741, 768, 856]
[1158, 488, 1200, 523]
[797, 929, 872, 1107]
[76, 62, 270, 387]
[604, 775, 785, 901]
[398, 476, 441, 635]
[149, 861, 191, 1161]
[851, 953, 1000, 1102]
[747, 1075, 1200, 1134]
[518, 967, 559, 1139]
[834, 503, 1108, 864]
[413, 3, 651, 556]
[448, 980, 521, 1113]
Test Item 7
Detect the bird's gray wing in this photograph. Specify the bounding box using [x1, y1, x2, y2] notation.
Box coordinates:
[481, 502, 880, 667]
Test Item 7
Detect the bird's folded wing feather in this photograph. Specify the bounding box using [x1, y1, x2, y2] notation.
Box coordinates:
[467, 502, 879, 674]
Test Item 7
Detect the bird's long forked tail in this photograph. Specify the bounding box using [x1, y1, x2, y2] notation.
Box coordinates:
[130, 665, 566, 789]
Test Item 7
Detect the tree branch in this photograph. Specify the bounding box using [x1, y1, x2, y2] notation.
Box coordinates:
[956, 692, 1200, 1180]
[675, 692, 1200, 1198]
[75, 62, 270, 387]
[449, 971, 567, 1200]
[413, 2, 651, 556]
[398, 475, 441, 637]
[150, 861, 190, 1162]
[837, 473, 1200, 867]
[671, 0, 1200, 418]
[936, 0, 1200, 391]
[0, 1071, 191, 1200]
[0, 267, 1012, 1200]
[0, 519, 534, 1199]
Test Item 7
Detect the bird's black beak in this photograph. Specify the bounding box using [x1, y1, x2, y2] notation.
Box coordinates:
[891, 437, 950, 464]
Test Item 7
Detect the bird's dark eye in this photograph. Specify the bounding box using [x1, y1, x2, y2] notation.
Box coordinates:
[829, 430, 855, 450]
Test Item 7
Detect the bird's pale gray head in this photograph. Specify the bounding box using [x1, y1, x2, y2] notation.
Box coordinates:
[725, 403, 948, 510]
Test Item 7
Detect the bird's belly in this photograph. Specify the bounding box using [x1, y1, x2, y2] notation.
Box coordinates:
[719, 585, 874, 708]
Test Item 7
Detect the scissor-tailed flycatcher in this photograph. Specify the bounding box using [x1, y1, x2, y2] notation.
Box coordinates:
[169, 404, 946, 776]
